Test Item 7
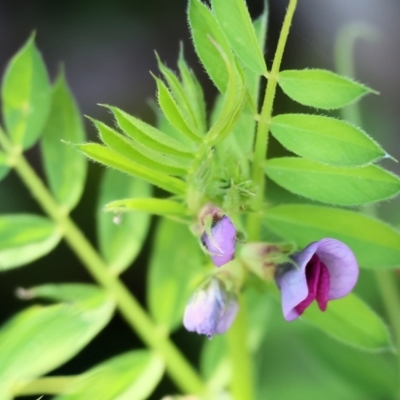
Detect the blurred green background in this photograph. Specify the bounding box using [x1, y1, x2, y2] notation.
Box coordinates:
[0, 0, 400, 399]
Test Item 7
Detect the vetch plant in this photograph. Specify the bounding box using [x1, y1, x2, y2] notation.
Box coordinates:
[0, 0, 399, 399]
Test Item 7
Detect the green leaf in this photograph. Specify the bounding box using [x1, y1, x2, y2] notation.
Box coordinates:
[41, 71, 87, 210]
[206, 41, 246, 146]
[54, 351, 164, 400]
[270, 114, 387, 166]
[264, 204, 400, 268]
[1, 35, 51, 149]
[155, 76, 202, 143]
[148, 219, 204, 332]
[265, 157, 400, 206]
[23, 283, 106, 304]
[278, 69, 376, 109]
[188, 0, 235, 93]
[104, 198, 187, 218]
[107, 106, 195, 159]
[0, 289, 114, 395]
[97, 169, 151, 275]
[216, 5, 269, 167]
[77, 143, 186, 195]
[255, 304, 397, 399]
[0, 214, 61, 270]
[302, 293, 392, 351]
[178, 50, 207, 134]
[93, 119, 188, 176]
[211, 0, 267, 75]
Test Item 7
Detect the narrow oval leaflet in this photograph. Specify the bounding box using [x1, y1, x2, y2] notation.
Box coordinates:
[104, 198, 187, 217]
[77, 143, 186, 195]
[270, 114, 387, 167]
[1, 35, 51, 149]
[53, 351, 164, 400]
[211, 0, 267, 75]
[148, 219, 204, 332]
[301, 293, 393, 352]
[41, 71, 87, 210]
[188, 0, 235, 93]
[0, 286, 114, 396]
[265, 157, 400, 206]
[0, 214, 62, 270]
[278, 69, 376, 109]
[97, 169, 152, 275]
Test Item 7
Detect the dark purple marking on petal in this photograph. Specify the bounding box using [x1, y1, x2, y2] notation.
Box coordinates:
[316, 261, 330, 311]
[295, 254, 320, 316]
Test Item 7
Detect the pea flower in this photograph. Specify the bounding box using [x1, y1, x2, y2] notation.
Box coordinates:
[183, 278, 239, 338]
[275, 238, 359, 321]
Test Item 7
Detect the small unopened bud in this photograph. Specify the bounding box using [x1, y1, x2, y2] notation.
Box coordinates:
[197, 204, 237, 267]
[183, 277, 239, 338]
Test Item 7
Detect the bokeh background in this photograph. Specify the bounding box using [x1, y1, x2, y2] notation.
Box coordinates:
[0, 0, 399, 399]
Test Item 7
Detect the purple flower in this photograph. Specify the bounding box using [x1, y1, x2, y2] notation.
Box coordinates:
[201, 216, 237, 267]
[183, 278, 239, 338]
[275, 238, 359, 321]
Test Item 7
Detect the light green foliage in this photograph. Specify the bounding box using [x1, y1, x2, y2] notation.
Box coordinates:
[155, 76, 202, 142]
[302, 293, 393, 351]
[178, 51, 208, 134]
[104, 198, 187, 218]
[0, 285, 114, 397]
[264, 204, 400, 268]
[97, 169, 151, 275]
[255, 304, 397, 399]
[148, 219, 204, 332]
[1, 35, 51, 149]
[0, 214, 61, 270]
[278, 69, 376, 109]
[270, 114, 386, 166]
[211, 0, 267, 75]
[77, 143, 186, 195]
[41, 71, 87, 210]
[54, 351, 164, 400]
[93, 118, 188, 176]
[265, 157, 400, 206]
[216, 6, 269, 166]
[109, 106, 195, 158]
[188, 0, 235, 93]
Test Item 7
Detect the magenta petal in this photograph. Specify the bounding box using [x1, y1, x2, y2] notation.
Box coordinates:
[294, 255, 321, 316]
[315, 238, 359, 300]
[316, 261, 330, 311]
[202, 216, 236, 267]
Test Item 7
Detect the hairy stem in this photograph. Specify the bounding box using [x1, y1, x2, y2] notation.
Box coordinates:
[247, 0, 298, 241]
[0, 130, 206, 395]
[228, 2, 298, 400]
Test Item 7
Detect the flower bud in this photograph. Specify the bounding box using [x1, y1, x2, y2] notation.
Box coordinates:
[197, 204, 237, 267]
[183, 278, 239, 338]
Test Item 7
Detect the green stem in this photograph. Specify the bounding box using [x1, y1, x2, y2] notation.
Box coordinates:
[227, 295, 254, 400]
[247, 0, 298, 241]
[14, 377, 76, 396]
[0, 131, 205, 395]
